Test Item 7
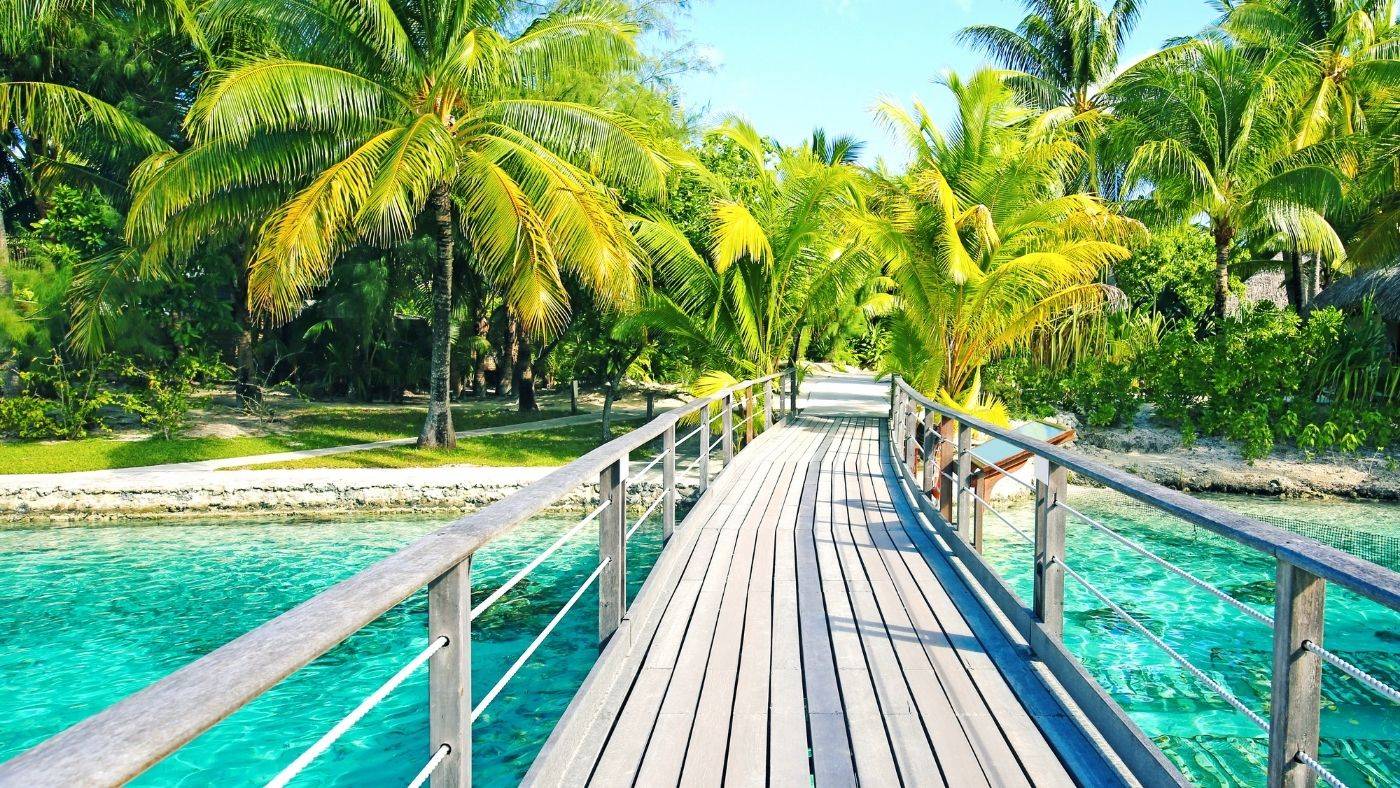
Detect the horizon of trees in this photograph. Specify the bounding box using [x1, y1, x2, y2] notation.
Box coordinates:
[0, 0, 1396, 453]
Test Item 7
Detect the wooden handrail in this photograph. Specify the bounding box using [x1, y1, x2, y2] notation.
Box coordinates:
[0, 370, 795, 787]
[890, 374, 1399, 788]
[892, 376, 1400, 611]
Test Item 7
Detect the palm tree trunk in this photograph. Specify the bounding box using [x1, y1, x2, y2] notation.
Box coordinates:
[1284, 250, 1304, 312]
[472, 312, 489, 398]
[517, 332, 538, 412]
[233, 263, 260, 404]
[0, 213, 17, 396]
[418, 184, 457, 448]
[499, 311, 517, 398]
[1212, 220, 1234, 318]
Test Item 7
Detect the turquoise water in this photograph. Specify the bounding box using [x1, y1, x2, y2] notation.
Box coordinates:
[980, 491, 1400, 786]
[1, 493, 1396, 785]
[0, 512, 665, 785]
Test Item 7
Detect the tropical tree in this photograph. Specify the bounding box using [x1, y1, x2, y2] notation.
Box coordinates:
[1224, 0, 1399, 149]
[959, 0, 1142, 192]
[872, 70, 1140, 406]
[630, 119, 882, 396]
[1107, 40, 1345, 317]
[147, 0, 668, 446]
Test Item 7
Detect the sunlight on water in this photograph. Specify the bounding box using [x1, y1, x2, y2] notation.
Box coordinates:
[0, 512, 664, 786]
[981, 491, 1400, 786]
[1, 492, 1395, 785]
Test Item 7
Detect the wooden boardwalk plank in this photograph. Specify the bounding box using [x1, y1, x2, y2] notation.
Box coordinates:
[528, 402, 1122, 788]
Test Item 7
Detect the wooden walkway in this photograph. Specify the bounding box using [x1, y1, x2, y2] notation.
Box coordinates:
[526, 412, 1123, 787]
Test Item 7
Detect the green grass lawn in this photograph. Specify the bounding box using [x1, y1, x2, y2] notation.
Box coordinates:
[0, 406, 568, 474]
[238, 419, 648, 470]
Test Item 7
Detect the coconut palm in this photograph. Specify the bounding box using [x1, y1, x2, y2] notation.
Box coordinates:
[1224, 0, 1399, 148]
[1107, 40, 1345, 316]
[872, 70, 1140, 404]
[149, 0, 667, 446]
[958, 0, 1142, 192]
[630, 119, 881, 395]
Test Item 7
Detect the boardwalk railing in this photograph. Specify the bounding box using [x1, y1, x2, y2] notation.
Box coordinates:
[0, 369, 799, 787]
[889, 375, 1400, 788]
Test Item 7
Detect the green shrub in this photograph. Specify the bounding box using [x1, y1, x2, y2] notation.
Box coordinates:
[0, 396, 65, 439]
[1138, 304, 1397, 460]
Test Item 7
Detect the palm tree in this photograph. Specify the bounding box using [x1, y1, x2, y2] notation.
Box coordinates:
[1107, 40, 1345, 316]
[630, 119, 882, 395]
[153, 0, 667, 446]
[959, 0, 1142, 192]
[872, 70, 1140, 404]
[1224, 0, 1399, 148]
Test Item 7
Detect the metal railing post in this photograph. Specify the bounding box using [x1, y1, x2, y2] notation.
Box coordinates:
[937, 417, 956, 524]
[920, 408, 937, 495]
[1268, 560, 1325, 788]
[744, 386, 756, 445]
[662, 423, 676, 542]
[721, 393, 735, 463]
[428, 559, 471, 788]
[956, 425, 972, 534]
[762, 380, 774, 431]
[972, 475, 986, 553]
[890, 376, 899, 429]
[598, 457, 626, 646]
[788, 369, 798, 420]
[903, 403, 918, 469]
[1033, 457, 1068, 638]
[698, 409, 711, 494]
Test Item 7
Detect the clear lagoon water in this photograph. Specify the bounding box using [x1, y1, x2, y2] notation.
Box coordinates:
[0, 492, 1396, 785]
[982, 490, 1400, 786]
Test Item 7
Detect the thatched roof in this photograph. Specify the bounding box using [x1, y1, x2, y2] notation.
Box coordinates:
[1315, 264, 1400, 322]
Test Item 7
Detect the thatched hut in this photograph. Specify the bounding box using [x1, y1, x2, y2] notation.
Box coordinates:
[1315, 264, 1400, 349]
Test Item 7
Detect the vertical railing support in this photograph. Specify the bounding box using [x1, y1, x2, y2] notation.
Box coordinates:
[698, 408, 711, 494]
[744, 387, 756, 445]
[903, 403, 918, 469]
[663, 422, 676, 542]
[762, 380, 774, 431]
[890, 376, 899, 430]
[972, 475, 987, 553]
[428, 559, 472, 788]
[956, 425, 972, 534]
[920, 408, 937, 495]
[788, 369, 798, 420]
[1033, 457, 1068, 638]
[598, 457, 626, 646]
[721, 393, 735, 463]
[1268, 560, 1325, 788]
[937, 417, 955, 524]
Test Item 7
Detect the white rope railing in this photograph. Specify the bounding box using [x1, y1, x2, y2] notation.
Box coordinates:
[1297, 750, 1349, 788]
[1056, 558, 1270, 732]
[471, 559, 609, 723]
[626, 490, 667, 541]
[976, 455, 1037, 493]
[406, 744, 451, 788]
[630, 450, 666, 482]
[677, 424, 704, 446]
[682, 454, 704, 474]
[1054, 500, 1275, 629]
[266, 636, 449, 788]
[470, 501, 609, 620]
[1304, 640, 1400, 705]
[965, 486, 1034, 545]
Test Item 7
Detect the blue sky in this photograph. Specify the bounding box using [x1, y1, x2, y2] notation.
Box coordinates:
[662, 0, 1219, 165]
